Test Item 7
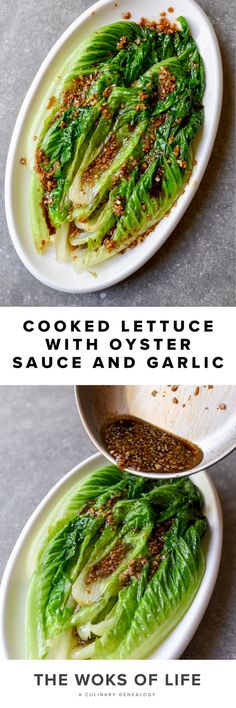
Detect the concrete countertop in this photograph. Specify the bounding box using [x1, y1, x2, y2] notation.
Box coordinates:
[0, 385, 235, 659]
[0, 0, 235, 306]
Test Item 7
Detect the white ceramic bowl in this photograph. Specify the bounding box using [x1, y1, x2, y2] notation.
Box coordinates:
[0, 452, 222, 659]
[75, 385, 236, 479]
[5, 0, 223, 293]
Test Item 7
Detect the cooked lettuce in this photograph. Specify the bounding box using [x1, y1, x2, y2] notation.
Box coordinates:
[25, 465, 208, 659]
[29, 15, 204, 270]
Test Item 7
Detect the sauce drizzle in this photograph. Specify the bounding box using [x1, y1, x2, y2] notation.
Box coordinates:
[102, 415, 203, 474]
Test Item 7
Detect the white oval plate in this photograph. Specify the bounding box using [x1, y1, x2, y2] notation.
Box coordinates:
[5, 0, 223, 294]
[0, 452, 222, 659]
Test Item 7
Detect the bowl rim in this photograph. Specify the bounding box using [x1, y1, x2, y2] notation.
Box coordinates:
[74, 385, 236, 479]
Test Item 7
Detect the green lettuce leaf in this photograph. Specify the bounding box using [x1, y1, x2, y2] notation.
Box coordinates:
[26, 466, 208, 660]
[105, 519, 207, 659]
[29, 16, 205, 268]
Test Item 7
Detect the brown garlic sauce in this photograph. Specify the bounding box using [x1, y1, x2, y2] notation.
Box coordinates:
[102, 415, 203, 474]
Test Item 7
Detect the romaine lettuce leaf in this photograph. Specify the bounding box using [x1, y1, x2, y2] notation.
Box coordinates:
[104, 519, 207, 659]
[29, 15, 205, 269]
[26, 465, 208, 660]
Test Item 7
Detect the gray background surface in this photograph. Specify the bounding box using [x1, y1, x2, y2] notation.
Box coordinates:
[0, 0, 235, 306]
[0, 385, 235, 659]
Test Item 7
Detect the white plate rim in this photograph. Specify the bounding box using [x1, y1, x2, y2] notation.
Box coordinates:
[0, 451, 223, 659]
[4, 0, 223, 294]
